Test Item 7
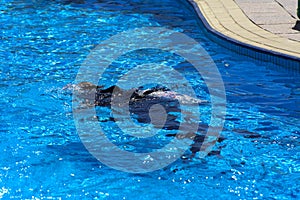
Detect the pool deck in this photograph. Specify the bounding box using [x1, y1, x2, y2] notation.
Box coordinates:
[190, 0, 300, 59]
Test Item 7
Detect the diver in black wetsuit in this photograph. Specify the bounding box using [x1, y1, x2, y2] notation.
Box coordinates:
[70, 82, 224, 158]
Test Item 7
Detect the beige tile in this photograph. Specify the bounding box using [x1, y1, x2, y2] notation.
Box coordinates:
[190, 0, 300, 59]
[260, 24, 300, 34]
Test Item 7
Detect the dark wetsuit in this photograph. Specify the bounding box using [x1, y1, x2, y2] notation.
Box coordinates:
[92, 85, 223, 157]
[95, 85, 180, 127]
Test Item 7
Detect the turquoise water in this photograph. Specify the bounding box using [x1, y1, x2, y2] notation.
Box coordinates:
[0, 0, 299, 199]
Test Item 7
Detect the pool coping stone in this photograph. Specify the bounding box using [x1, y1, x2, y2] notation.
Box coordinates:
[187, 0, 300, 69]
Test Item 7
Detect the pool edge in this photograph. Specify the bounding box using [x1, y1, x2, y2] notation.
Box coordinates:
[186, 0, 300, 70]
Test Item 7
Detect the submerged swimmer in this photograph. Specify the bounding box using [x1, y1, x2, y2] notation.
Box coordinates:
[67, 81, 205, 107]
[66, 82, 260, 161]
[67, 82, 222, 158]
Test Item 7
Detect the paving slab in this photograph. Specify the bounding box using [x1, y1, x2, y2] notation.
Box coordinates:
[235, 0, 300, 41]
[279, 33, 300, 40]
[276, 0, 298, 18]
[260, 24, 299, 34]
[190, 0, 300, 59]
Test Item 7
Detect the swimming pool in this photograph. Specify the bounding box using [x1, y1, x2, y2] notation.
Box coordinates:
[0, 0, 299, 199]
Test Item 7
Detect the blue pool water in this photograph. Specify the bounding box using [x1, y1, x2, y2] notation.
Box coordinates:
[0, 0, 299, 199]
